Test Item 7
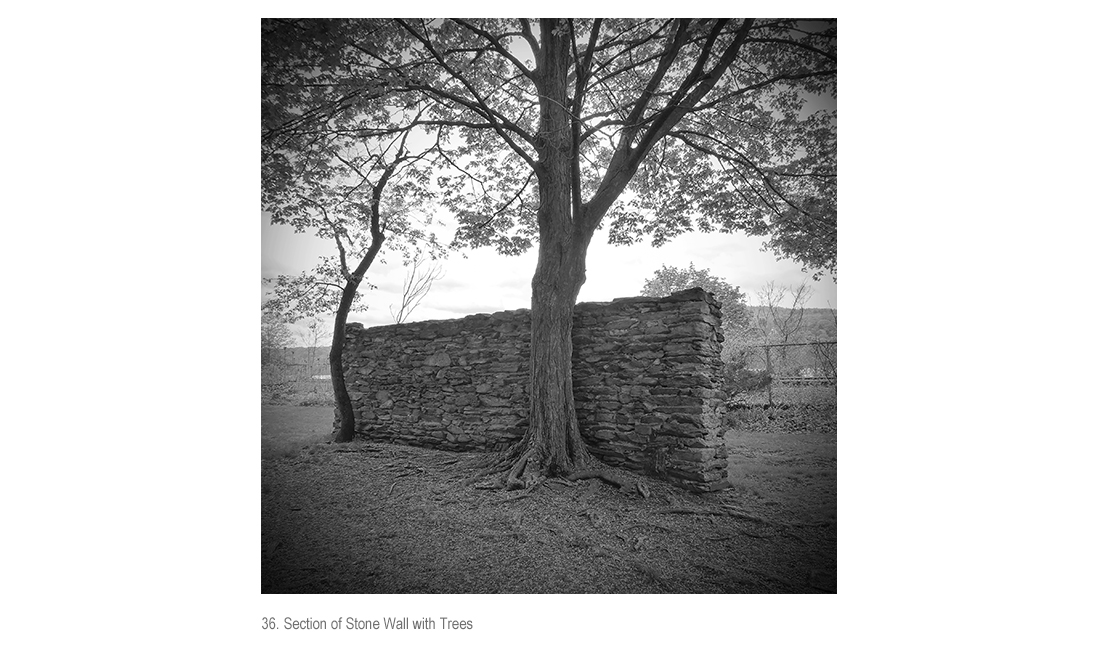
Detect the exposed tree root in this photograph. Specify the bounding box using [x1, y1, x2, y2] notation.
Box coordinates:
[505, 454, 531, 491]
[566, 469, 650, 498]
[567, 469, 629, 489]
[460, 442, 654, 497]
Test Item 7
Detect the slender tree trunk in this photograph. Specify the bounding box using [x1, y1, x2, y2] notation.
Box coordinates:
[330, 218, 386, 443]
[330, 283, 358, 443]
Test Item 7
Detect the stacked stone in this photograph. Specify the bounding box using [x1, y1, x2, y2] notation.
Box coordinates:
[572, 287, 730, 491]
[339, 287, 730, 491]
[342, 310, 532, 451]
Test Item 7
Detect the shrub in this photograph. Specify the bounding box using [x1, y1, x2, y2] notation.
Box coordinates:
[722, 349, 772, 401]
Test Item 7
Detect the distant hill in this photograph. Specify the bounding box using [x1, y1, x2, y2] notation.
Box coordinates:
[744, 306, 836, 342]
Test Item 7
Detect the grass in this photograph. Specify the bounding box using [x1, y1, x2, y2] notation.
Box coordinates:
[262, 378, 336, 408]
[721, 428, 836, 526]
[261, 404, 334, 461]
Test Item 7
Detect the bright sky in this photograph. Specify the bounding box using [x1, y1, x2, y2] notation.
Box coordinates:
[262, 208, 836, 341]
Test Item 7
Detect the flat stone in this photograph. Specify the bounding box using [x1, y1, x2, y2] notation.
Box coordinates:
[423, 352, 451, 367]
[478, 394, 509, 408]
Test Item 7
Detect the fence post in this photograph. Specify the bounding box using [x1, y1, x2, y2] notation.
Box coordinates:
[764, 344, 773, 407]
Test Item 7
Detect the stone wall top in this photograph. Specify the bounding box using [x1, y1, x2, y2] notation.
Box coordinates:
[345, 286, 720, 336]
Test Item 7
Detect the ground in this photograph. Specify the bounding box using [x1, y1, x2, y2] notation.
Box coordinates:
[261, 405, 836, 594]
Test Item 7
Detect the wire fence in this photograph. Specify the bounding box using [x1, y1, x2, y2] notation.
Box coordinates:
[731, 341, 836, 406]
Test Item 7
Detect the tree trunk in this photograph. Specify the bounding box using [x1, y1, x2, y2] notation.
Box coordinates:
[491, 20, 757, 485]
[501, 19, 593, 486]
[507, 232, 595, 482]
[328, 170, 390, 443]
[330, 282, 358, 443]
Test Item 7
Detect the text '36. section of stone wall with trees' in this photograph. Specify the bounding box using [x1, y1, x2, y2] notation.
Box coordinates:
[339, 287, 730, 491]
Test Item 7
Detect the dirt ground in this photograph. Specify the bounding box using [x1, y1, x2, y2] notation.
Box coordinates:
[261, 405, 836, 594]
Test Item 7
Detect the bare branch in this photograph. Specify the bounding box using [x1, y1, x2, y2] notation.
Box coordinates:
[390, 254, 445, 324]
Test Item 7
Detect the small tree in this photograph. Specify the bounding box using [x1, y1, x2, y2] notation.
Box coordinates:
[261, 312, 294, 369]
[297, 318, 331, 374]
[755, 280, 814, 344]
[262, 22, 443, 441]
[261, 313, 295, 400]
[390, 253, 445, 324]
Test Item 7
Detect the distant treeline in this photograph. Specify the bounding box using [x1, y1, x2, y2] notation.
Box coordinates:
[745, 305, 837, 343]
[267, 305, 836, 367]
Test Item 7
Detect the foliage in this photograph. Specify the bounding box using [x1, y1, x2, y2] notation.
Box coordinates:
[261, 313, 294, 368]
[261, 18, 835, 274]
[641, 263, 751, 330]
[723, 354, 773, 400]
[263, 20, 452, 441]
[262, 20, 446, 325]
[730, 402, 836, 435]
[766, 194, 835, 279]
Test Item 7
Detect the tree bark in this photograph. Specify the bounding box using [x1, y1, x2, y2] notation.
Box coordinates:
[499, 19, 755, 484]
[501, 19, 593, 484]
[329, 282, 358, 443]
[330, 201, 387, 443]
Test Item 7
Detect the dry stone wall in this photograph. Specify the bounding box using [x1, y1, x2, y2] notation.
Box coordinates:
[339, 287, 730, 491]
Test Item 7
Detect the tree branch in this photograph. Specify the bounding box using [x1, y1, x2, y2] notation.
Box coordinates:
[452, 19, 538, 82]
[581, 19, 755, 241]
[745, 37, 836, 62]
[397, 19, 539, 171]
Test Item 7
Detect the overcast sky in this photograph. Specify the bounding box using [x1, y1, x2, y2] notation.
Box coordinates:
[262, 208, 837, 342]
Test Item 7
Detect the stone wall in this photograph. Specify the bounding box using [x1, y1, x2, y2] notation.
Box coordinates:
[339, 287, 730, 491]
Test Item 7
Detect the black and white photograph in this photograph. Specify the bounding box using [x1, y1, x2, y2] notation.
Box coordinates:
[8, 3, 1094, 646]
[260, 17, 838, 595]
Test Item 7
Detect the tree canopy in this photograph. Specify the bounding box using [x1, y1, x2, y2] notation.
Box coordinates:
[262, 18, 836, 275]
[640, 262, 751, 330]
[261, 18, 836, 476]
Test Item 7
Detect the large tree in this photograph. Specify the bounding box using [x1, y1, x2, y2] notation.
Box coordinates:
[261, 18, 836, 484]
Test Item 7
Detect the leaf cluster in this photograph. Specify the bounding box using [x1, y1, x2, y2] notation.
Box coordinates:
[261, 18, 838, 284]
[640, 262, 751, 331]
